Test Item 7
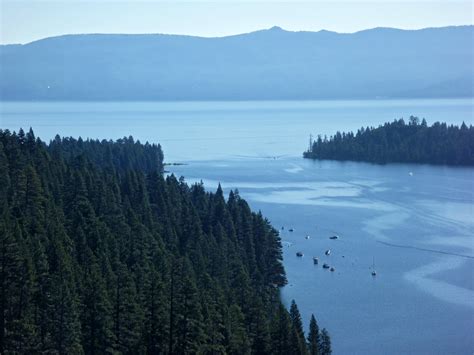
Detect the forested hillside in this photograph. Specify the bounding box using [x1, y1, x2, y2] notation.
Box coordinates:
[0, 128, 330, 354]
[304, 117, 474, 165]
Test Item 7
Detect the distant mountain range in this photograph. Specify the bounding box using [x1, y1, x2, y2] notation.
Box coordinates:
[1, 26, 473, 101]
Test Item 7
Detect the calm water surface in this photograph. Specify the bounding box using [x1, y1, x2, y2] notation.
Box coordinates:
[1, 99, 473, 354]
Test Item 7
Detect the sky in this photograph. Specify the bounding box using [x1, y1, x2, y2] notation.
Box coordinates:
[0, 1, 473, 44]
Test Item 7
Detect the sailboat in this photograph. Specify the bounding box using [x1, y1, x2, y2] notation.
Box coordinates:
[371, 257, 377, 277]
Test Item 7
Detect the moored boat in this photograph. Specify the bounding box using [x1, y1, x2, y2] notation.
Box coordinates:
[371, 257, 377, 277]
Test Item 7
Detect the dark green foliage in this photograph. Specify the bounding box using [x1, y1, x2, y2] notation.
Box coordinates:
[307, 314, 320, 355]
[226, 305, 251, 354]
[49, 134, 164, 174]
[304, 118, 474, 165]
[270, 304, 292, 355]
[319, 328, 332, 355]
[0, 129, 320, 354]
[290, 300, 308, 355]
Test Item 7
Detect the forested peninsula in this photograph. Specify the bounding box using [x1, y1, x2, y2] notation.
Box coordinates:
[0, 128, 331, 354]
[304, 117, 474, 165]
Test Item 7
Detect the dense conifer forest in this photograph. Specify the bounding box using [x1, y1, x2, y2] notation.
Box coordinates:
[304, 117, 474, 165]
[0, 128, 331, 354]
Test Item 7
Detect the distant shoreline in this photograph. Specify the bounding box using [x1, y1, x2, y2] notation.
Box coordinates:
[1, 97, 473, 103]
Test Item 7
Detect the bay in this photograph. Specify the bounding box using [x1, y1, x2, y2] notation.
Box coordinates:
[1, 98, 473, 354]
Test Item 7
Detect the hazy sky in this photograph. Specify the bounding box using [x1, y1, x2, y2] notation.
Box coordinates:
[1, 1, 473, 44]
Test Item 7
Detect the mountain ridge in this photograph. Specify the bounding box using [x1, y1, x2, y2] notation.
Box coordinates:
[1, 25, 472, 101]
[3, 25, 472, 45]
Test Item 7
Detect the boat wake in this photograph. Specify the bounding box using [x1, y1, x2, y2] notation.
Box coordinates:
[376, 240, 474, 260]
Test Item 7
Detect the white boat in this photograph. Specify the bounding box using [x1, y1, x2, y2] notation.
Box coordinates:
[325, 249, 331, 256]
[305, 235, 310, 240]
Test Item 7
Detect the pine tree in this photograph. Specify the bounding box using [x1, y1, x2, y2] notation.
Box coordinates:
[226, 304, 251, 354]
[143, 269, 168, 354]
[307, 314, 320, 355]
[319, 328, 332, 355]
[49, 269, 83, 354]
[289, 300, 308, 355]
[81, 262, 114, 354]
[174, 257, 204, 354]
[270, 304, 292, 355]
[112, 263, 142, 353]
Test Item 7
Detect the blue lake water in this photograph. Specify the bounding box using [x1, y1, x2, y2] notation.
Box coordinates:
[1, 99, 473, 354]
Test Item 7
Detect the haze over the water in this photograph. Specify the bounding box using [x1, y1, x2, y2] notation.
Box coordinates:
[1, 0, 473, 44]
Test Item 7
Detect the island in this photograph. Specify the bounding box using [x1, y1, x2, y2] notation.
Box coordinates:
[304, 117, 474, 165]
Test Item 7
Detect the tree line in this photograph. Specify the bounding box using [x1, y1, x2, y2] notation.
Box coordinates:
[304, 116, 474, 165]
[0, 128, 331, 354]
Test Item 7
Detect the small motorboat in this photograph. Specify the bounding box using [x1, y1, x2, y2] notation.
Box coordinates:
[329, 235, 339, 240]
[296, 252, 303, 257]
[371, 257, 377, 277]
[371, 270, 377, 276]
[409, 172, 413, 176]
[330, 267, 335, 272]
[313, 257, 319, 265]
[325, 249, 331, 256]
[289, 228, 294, 232]
[322, 263, 330, 269]
[305, 235, 310, 240]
